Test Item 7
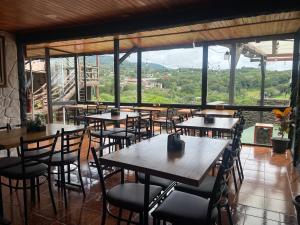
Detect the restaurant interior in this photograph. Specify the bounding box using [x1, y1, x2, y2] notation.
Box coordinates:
[0, 1, 300, 225]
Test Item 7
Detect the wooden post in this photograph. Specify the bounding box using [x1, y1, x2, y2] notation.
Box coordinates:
[229, 44, 237, 105]
[201, 44, 208, 108]
[74, 54, 79, 102]
[16, 42, 27, 125]
[137, 48, 142, 105]
[259, 56, 266, 122]
[114, 38, 120, 109]
[45, 47, 53, 123]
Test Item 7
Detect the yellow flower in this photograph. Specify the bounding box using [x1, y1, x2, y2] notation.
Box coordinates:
[283, 107, 292, 116]
[272, 109, 283, 118]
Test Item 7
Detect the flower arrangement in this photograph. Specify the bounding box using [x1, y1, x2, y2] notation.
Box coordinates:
[272, 107, 292, 138]
[26, 114, 46, 132]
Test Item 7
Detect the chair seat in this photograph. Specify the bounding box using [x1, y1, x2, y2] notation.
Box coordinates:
[107, 183, 162, 212]
[152, 190, 217, 225]
[153, 118, 171, 123]
[24, 149, 50, 158]
[138, 173, 173, 189]
[176, 176, 228, 199]
[0, 157, 21, 169]
[106, 127, 126, 133]
[0, 162, 48, 179]
[90, 130, 114, 137]
[108, 132, 135, 139]
[48, 152, 77, 165]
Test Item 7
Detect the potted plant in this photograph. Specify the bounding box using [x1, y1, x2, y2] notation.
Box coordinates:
[26, 114, 46, 132]
[271, 107, 292, 153]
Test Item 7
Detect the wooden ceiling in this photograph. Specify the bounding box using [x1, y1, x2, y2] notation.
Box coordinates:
[0, 0, 200, 32]
[26, 11, 300, 58]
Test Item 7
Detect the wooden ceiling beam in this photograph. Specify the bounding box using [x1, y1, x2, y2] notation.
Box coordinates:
[17, 0, 300, 45]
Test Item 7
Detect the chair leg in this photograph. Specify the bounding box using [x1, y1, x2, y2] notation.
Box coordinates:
[61, 166, 68, 208]
[77, 162, 86, 197]
[117, 208, 123, 225]
[225, 203, 234, 225]
[139, 213, 144, 225]
[217, 206, 222, 225]
[101, 202, 107, 225]
[127, 211, 133, 225]
[235, 160, 243, 184]
[87, 134, 92, 159]
[237, 155, 244, 180]
[23, 179, 28, 225]
[47, 169, 57, 214]
[232, 167, 238, 192]
[36, 177, 40, 202]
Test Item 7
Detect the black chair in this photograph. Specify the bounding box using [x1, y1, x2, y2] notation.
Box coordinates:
[44, 127, 86, 208]
[152, 108, 176, 134]
[152, 157, 228, 225]
[0, 132, 60, 225]
[91, 147, 162, 225]
[175, 149, 234, 225]
[108, 115, 138, 149]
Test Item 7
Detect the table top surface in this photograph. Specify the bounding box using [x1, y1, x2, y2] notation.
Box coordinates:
[176, 117, 239, 131]
[133, 106, 168, 112]
[86, 112, 139, 121]
[0, 123, 84, 149]
[100, 134, 229, 186]
[194, 109, 237, 117]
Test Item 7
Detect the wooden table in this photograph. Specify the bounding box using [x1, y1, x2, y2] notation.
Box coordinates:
[0, 123, 84, 149]
[132, 106, 167, 112]
[85, 112, 139, 122]
[176, 117, 239, 136]
[100, 134, 229, 225]
[194, 109, 237, 117]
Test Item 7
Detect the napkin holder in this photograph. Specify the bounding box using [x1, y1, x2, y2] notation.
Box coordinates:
[204, 115, 215, 124]
[167, 133, 185, 152]
[111, 108, 120, 116]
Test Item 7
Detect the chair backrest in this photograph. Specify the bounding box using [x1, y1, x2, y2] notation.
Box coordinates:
[91, 147, 123, 202]
[20, 131, 60, 173]
[207, 149, 230, 217]
[60, 127, 86, 160]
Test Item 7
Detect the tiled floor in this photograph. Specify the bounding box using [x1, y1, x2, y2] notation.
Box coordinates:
[0, 137, 299, 225]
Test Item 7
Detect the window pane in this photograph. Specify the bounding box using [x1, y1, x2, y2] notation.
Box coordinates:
[207, 45, 230, 104]
[85, 55, 100, 101]
[235, 45, 261, 106]
[120, 53, 137, 103]
[98, 54, 114, 102]
[77, 56, 85, 101]
[51, 57, 76, 103]
[142, 47, 202, 104]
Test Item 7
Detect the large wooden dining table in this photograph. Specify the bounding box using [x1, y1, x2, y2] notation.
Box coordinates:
[100, 134, 229, 225]
[85, 111, 139, 122]
[0, 123, 84, 149]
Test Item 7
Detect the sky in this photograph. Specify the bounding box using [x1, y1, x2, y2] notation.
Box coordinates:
[126, 46, 293, 71]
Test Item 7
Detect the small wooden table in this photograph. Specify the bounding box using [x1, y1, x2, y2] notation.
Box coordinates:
[194, 109, 237, 117]
[0, 123, 84, 149]
[100, 134, 229, 225]
[176, 117, 239, 136]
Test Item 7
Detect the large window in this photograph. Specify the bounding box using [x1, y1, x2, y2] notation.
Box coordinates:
[142, 47, 203, 104]
[51, 57, 76, 103]
[234, 44, 261, 106]
[207, 45, 230, 104]
[77, 55, 114, 102]
[120, 53, 137, 103]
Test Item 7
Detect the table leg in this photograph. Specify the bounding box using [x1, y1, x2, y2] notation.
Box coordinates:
[143, 174, 150, 225]
[0, 177, 11, 225]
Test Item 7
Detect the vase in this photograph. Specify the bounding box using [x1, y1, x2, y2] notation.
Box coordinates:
[271, 137, 290, 153]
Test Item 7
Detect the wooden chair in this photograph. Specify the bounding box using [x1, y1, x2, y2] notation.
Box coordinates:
[0, 131, 60, 225]
[91, 147, 162, 225]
